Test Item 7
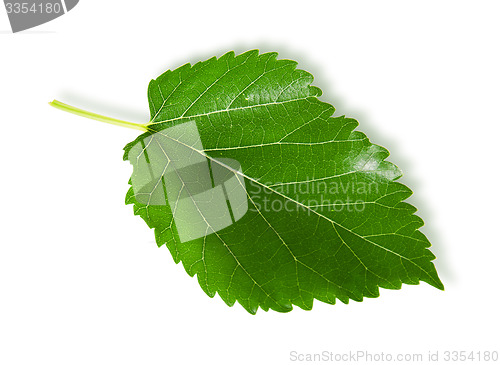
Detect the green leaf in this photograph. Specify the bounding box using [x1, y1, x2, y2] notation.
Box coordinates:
[55, 50, 444, 314]
[121, 50, 443, 313]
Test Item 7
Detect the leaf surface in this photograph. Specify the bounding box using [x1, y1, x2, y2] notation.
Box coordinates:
[123, 50, 443, 314]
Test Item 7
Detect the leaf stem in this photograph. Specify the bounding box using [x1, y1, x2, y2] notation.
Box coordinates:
[49, 100, 149, 132]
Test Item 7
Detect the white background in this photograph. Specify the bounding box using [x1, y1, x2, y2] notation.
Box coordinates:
[1, 1, 499, 364]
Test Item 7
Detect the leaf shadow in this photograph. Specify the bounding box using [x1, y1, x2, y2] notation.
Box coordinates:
[262, 43, 454, 286]
[143, 44, 455, 286]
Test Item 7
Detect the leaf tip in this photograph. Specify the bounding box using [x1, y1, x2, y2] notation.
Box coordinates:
[434, 278, 445, 291]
